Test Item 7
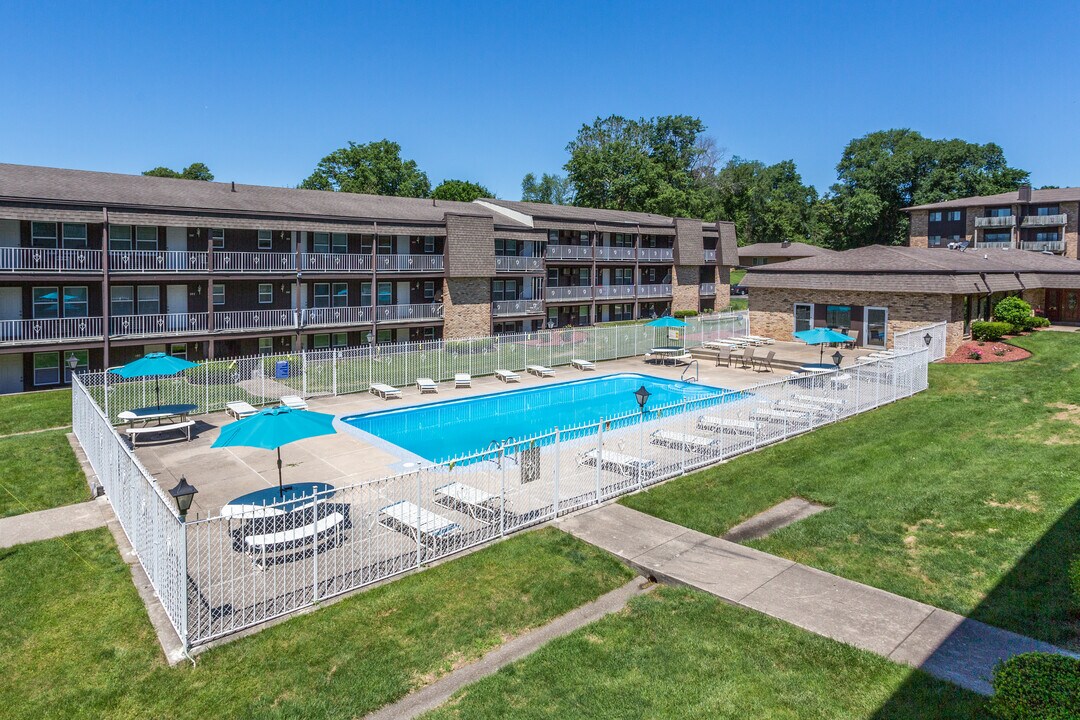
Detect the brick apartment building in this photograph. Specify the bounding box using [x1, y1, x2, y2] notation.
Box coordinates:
[0, 164, 737, 393]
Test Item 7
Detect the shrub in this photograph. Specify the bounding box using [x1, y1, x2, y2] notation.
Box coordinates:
[1031, 316, 1051, 329]
[990, 653, 1080, 719]
[994, 296, 1034, 332]
[992, 345, 1007, 357]
[673, 310, 698, 318]
[971, 321, 1012, 341]
[968, 348, 983, 361]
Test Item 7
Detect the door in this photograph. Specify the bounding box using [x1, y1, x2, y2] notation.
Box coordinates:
[166, 285, 187, 331]
[1050, 289, 1080, 323]
[0, 354, 22, 393]
[793, 303, 813, 333]
[396, 281, 410, 307]
[863, 307, 888, 348]
[0, 287, 22, 340]
[165, 227, 186, 269]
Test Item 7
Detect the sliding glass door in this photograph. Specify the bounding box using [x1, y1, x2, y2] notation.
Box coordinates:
[864, 307, 888, 348]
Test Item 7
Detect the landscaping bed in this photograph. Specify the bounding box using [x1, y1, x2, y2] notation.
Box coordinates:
[942, 340, 1032, 364]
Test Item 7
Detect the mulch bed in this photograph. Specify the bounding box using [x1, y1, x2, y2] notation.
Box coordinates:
[943, 339, 1032, 364]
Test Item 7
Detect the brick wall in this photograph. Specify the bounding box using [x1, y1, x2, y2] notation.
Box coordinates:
[671, 265, 699, 314]
[1062, 201, 1079, 259]
[715, 265, 732, 308]
[442, 277, 491, 338]
[965, 206, 979, 244]
[909, 211, 928, 247]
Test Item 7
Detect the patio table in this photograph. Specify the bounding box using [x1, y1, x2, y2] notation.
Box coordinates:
[221, 482, 335, 520]
[649, 347, 685, 366]
[799, 363, 837, 373]
[118, 403, 198, 428]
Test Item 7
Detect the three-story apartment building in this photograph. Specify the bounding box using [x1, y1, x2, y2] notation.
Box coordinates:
[0, 164, 737, 393]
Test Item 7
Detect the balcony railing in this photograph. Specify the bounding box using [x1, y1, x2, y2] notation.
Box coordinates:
[595, 246, 635, 261]
[546, 245, 592, 260]
[974, 215, 1016, 228]
[214, 309, 298, 332]
[110, 312, 209, 338]
[703, 249, 717, 263]
[700, 283, 716, 296]
[374, 254, 444, 272]
[0, 247, 102, 273]
[214, 251, 296, 272]
[0, 316, 103, 344]
[637, 283, 673, 298]
[110, 250, 209, 273]
[1021, 214, 1067, 227]
[1021, 240, 1065, 253]
[302, 306, 372, 327]
[546, 286, 594, 301]
[638, 247, 674, 262]
[977, 241, 1012, 250]
[492, 299, 544, 317]
[300, 253, 373, 272]
[373, 303, 444, 322]
[594, 285, 636, 300]
[495, 255, 544, 273]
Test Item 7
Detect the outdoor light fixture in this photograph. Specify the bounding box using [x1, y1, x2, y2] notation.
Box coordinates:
[924, 333, 933, 346]
[168, 476, 198, 519]
[634, 385, 651, 413]
[547, 319, 555, 329]
[832, 351, 844, 368]
[67, 353, 80, 372]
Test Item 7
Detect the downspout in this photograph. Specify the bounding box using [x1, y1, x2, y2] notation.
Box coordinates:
[101, 207, 110, 371]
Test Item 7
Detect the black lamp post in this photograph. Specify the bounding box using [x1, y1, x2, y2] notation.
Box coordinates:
[169, 476, 198, 520]
[923, 332, 933, 346]
[634, 385, 651, 414]
[66, 353, 80, 380]
[831, 350, 844, 369]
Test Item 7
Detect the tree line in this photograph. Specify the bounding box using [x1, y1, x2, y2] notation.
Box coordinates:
[144, 117, 1033, 249]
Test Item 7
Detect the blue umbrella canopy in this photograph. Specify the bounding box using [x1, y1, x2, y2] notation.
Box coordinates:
[646, 316, 687, 328]
[793, 328, 854, 345]
[110, 352, 198, 379]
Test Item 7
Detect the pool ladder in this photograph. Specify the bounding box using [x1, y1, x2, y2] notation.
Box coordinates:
[681, 360, 699, 383]
[487, 436, 519, 468]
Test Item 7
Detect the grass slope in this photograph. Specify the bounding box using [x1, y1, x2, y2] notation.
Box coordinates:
[622, 332, 1080, 645]
[0, 388, 71, 435]
[0, 527, 632, 720]
[423, 587, 986, 720]
[0, 429, 86, 518]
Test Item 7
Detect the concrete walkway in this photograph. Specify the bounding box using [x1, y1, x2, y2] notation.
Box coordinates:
[0, 497, 108, 549]
[366, 577, 653, 720]
[559, 504, 1077, 696]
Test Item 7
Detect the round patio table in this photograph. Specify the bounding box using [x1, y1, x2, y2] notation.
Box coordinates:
[799, 363, 838, 373]
[221, 482, 335, 518]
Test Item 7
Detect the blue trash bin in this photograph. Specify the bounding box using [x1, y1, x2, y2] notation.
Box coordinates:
[275, 360, 290, 379]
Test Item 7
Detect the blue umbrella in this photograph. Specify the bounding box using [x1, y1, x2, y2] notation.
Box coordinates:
[645, 316, 687, 328]
[110, 352, 200, 410]
[793, 328, 856, 364]
[212, 406, 337, 496]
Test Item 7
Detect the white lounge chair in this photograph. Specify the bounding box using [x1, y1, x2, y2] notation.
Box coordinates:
[454, 373, 472, 388]
[793, 394, 845, 409]
[579, 449, 656, 479]
[751, 407, 812, 423]
[571, 359, 595, 371]
[226, 401, 258, 419]
[127, 420, 195, 446]
[415, 377, 438, 394]
[745, 335, 775, 345]
[280, 395, 308, 410]
[697, 416, 759, 435]
[379, 501, 460, 544]
[434, 481, 501, 520]
[244, 512, 345, 559]
[495, 369, 520, 383]
[527, 365, 555, 378]
[370, 383, 402, 399]
[776, 399, 829, 416]
[650, 429, 717, 452]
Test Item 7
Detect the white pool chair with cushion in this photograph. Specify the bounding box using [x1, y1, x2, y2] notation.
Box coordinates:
[745, 335, 775, 345]
[527, 364, 555, 378]
[495, 369, 521, 383]
[697, 416, 759, 435]
[571, 358, 596, 371]
[370, 383, 402, 399]
[280, 395, 308, 410]
[454, 373, 472, 388]
[750, 407, 812, 423]
[226, 401, 258, 420]
[434, 481, 502, 521]
[579, 448, 656, 480]
[243, 511, 345, 565]
[415, 377, 438, 394]
[379, 500, 461, 544]
[650, 429, 717, 452]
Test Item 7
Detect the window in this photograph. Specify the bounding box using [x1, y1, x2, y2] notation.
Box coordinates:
[258, 283, 273, 304]
[31, 222, 58, 248]
[495, 239, 518, 256]
[423, 236, 435, 253]
[137, 286, 160, 314]
[111, 286, 134, 317]
[988, 207, 1011, 217]
[32, 287, 59, 319]
[983, 232, 1011, 244]
[826, 304, 852, 329]
[492, 279, 520, 302]
[864, 307, 888, 348]
[793, 303, 813, 333]
[110, 225, 133, 250]
[169, 343, 187, 359]
[377, 236, 393, 254]
[614, 268, 634, 285]
[314, 283, 331, 308]
[312, 232, 330, 254]
[332, 233, 347, 253]
[332, 283, 348, 307]
[312, 334, 330, 349]
[946, 210, 961, 222]
[212, 284, 225, 306]
[332, 332, 347, 348]
[377, 282, 392, 305]
[258, 337, 273, 355]
[258, 229, 273, 249]
[423, 281, 435, 301]
[33, 352, 60, 386]
[211, 228, 225, 249]
[751, 257, 768, 266]
[64, 286, 88, 318]
[360, 282, 372, 307]
[927, 236, 943, 248]
[63, 223, 88, 249]
[547, 230, 559, 243]
[422, 327, 435, 340]
[1035, 231, 1060, 242]
[1035, 206, 1059, 216]
[63, 350, 89, 382]
[135, 226, 158, 251]
[376, 329, 393, 343]
[928, 211, 942, 222]
[578, 305, 589, 324]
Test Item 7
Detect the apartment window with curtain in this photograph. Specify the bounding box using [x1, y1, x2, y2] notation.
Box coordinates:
[258, 283, 273, 304]
[1035, 206, 1059, 216]
[332, 283, 348, 307]
[212, 284, 225, 306]
[211, 228, 225, 249]
[258, 229, 273, 249]
[988, 207, 1011, 217]
[31, 222, 58, 248]
[423, 236, 435, 253]
[111, 287, 134, 317]
[110, 225, 133, 250]
[360, 282, 372, 306]
[377, 282, 392, 305]
[137, 286, 160, 314]
[135, 226, 158, 251]
[1035, 231, 1060, 242]
[63, 223, 88, 249]
[423, 281, 434, 301]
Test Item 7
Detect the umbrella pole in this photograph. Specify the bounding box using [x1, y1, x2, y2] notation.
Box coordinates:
[277, 447, 284, 497]
[155, 377, 162, 411]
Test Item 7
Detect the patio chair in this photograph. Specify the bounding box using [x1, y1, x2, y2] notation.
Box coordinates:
[844, 330, 859, 349]
[650, 429, 717, 452]
[243, 511, 346, 566]
[740, 347, 756, 369]
[672, 353, 694, 366]
[454, 373, 472, 388]
[715, 346, 732, 368]
[578, 448, 656, 481]
[750, 406, 812, 423]
[754, 350, 775, 373]
[434, 481, 503, 521]
[379, 500, 461, 546]
[280, 395, 308, 410]
[697, 416, 759, 436]
[226, 401, 258, 420]
[415, 377, 438, 394]
[571, 358, 596, 371]
[370, 383, 402, 399]
[527, 365, 555, 378]
[495, 369, 521, 383]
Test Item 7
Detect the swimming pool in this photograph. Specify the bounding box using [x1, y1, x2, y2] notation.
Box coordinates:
[341, 373, 737, 462]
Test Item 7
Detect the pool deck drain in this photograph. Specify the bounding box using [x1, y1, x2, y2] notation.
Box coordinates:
[722, 497, 829, 543]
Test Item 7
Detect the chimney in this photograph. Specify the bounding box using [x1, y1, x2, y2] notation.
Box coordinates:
[231, 181, 236, 193]
[1018, 184, 1031, 203]
[780, 240, 791, 249]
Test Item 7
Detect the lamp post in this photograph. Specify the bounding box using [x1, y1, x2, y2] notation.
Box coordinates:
[168, 476, 198, 521]
[66, 353, 80, 380]
[634, 385, 651, 415]
[923, 332, 933, 347]
[831, 350, 843, 369]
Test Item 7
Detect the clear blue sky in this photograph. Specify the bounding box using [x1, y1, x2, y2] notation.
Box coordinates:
[1, 0, 1077, 198]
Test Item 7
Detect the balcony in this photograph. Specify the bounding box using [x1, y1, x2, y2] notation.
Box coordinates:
[1021, 240, 1065, 253]
[0, 247, 102, 273]
[595, 246, 635, 261]
[110, 250, 209, 273]
[214, 251, 296, 272]
[974, 215, 1016, 228]
[0, 316, 103, 344]
[300, 253, 373, 273]
[546, 286, 594, 302]
[700, 283, 716, 296]
[492, 299, 544, 317]
[109, 312, 210, 338]
[977, 241, 1012, 250]
[637, 247, 674, 262]
[1021, 214, 1067, 228]
[214, 309, 298, 333]
[302, 306, 373, 327]
[594, 285, 636, 300]
[495, 255, 544, 273]
[374, 254, 444, 273]
[703, 249, 717, 263]
[637, 283, 673, 298]
[546, 245, 592, 260]
[373, 303, 444, 322]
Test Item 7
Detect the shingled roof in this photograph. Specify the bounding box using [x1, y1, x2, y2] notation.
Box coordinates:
[905, 187, 1080, 211]
[479, 198, 678, 229]
[738, 242, 835, 259]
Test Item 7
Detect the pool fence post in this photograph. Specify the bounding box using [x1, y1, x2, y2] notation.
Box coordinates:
[301, 347, 308, 397]
[637, 409, 644, 489]
[681, 397, 687, 474]
[332, 352, 338, 397]
[312, 489, 319, 604]
[416, 469, 423, 568]
[179, 513, 189, 651]
[204, 361, 210, 413]
[595, 418, 603, 503]
[500, 447, 506, 537]
[553, 428, 560, 519]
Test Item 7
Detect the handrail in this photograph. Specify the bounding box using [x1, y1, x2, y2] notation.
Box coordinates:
[681, 360, 699, 383]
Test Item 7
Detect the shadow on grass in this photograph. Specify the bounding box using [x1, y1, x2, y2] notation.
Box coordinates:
[871, 496, 1080, 717]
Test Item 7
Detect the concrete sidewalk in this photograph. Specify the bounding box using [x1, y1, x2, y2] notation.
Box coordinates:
[0, 497, 108, 549]
[559, 504, 1076, 696]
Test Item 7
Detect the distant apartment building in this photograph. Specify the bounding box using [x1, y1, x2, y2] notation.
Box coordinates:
[737, 241, 835, 267]
[0, 164, 737, 393]
[905, 185, 1079, 257]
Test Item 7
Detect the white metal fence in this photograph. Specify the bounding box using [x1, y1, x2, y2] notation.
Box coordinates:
[894, 322, 947, 362]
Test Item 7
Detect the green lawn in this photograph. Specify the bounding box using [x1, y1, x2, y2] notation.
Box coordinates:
[730, 268, 747, 286]
[422, 587, 986, 720]
[622, 331, 1080, 646]
[0, 527, 633, 720]
[0, 388, 71, 435]
[0, 429, 87, 517]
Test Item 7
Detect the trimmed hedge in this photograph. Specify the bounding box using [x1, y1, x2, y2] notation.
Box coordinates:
[971, 321, 1012, 342]
[990, 653, 1080, 719]
[673, 310, 699, 318]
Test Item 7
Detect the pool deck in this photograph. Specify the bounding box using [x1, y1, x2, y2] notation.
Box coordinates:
[132, 342, 874, 520]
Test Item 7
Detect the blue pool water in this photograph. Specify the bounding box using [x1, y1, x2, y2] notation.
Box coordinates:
[342, 373, 737, 462]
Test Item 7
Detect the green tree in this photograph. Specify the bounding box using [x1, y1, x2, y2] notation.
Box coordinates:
[521, 173, 572, 205]
[300, 140, 431, 197]
[703, 157, 818, 245]
[431, 179, 492, 202]
[142, 162, 214, 181]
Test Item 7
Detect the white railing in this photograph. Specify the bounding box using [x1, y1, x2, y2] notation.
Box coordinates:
[374, 254, 444, 272]
[374, 303, 444, 322]
[700, 283, 716, 296]
[546, 286, 594, 301]
[638, 247, 674, 262]
[637, 283, 673, 298]
[492, 299, 544, 316]
[1021, 214, 1067, 227]
[1021, 240, 1065, 253]
[595, 246, 635, 261]
[594, 285, 636, 300]
[546, 245, 592, 260]
[704, 249, 717, 263]
[300, 253, 373, 272]
[495, 256, 544, 273]
[0, 247, 102, 272]
[977, 241, 1012, 250]
[109, 250, 209, 272]
[894, 321, 947, 362]
[303, 306, 372, 327]
[975, 216, 1016, 228]
[110, 312, 210, 338]
[0, 316, 103, 343]
[213, 251, 296, 272]
[214, 309, 298, 332]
